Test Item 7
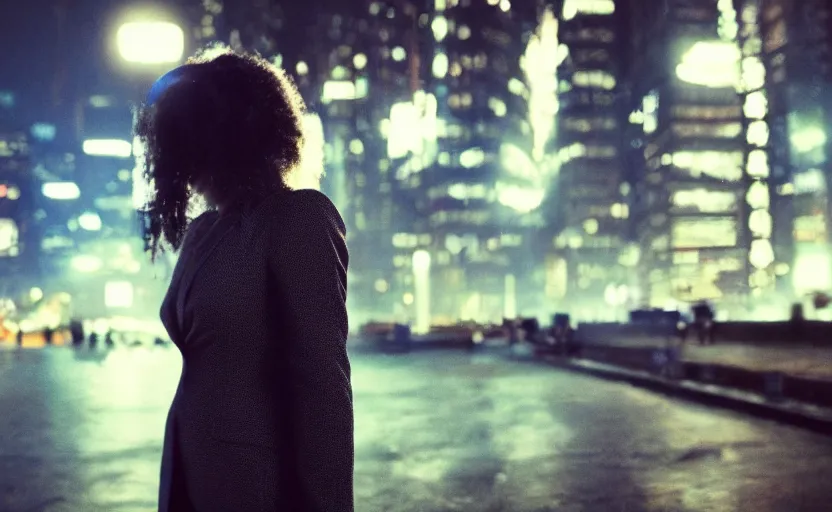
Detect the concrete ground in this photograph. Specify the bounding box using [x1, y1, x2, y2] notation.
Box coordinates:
[2, 346, 832, 511]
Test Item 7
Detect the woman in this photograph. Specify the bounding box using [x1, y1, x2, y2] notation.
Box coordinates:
[136, 45, 353, 511]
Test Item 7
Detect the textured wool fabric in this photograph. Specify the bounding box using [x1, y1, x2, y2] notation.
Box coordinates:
[158, 189, 353, 511]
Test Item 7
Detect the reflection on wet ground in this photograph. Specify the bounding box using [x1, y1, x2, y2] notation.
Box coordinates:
[1, 347, 832, 511]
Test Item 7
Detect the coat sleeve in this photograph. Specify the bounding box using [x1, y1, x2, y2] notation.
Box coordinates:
[267, 190, 354, 512]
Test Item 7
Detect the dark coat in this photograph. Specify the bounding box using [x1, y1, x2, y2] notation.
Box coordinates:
[158, 189, 353, 512]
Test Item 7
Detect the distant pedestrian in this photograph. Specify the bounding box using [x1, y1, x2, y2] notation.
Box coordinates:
[88, 332, 98, 349]
[16, 329, 23, 347]
[69, 319, 84, 347]
[105, 330, 115, 348]
[43, 326, 54, 345]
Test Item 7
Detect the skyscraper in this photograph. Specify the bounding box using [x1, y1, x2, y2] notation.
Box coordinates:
[749, 0, 832, 305]
[552, 0, 630, 321]
[415, 0, 539, 323]
[627, 0, 753, 316]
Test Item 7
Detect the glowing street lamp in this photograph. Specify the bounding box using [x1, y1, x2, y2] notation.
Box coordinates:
[116, 21, 184, 65]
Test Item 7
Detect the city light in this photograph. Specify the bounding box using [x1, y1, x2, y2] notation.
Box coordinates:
[83, 139, 132, 158]
[289, 113, 325, 191]
[562, 0, 615, 20]
[71, 255, 104, 273]
[321, 81, 357, 103]
[523, 7, 561, 162]
[78, 212, 103, 232]
[116, 21, 184, 64]
[42, 182, 81, 201]
[412, 250, 431, 335]
[105, 281, 134, 309]
[675, 41, 740, 89]
[790, 126, 827, 154]
[432, 53, 449, 78]
[0, 219, 19, 256]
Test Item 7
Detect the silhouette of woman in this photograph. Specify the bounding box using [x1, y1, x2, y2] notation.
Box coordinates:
[136, 45, 353, 511]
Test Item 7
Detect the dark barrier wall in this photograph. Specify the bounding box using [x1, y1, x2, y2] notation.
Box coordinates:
[575, 321, 832, 346]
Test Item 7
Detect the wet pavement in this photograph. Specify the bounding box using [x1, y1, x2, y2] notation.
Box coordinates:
[1, 346, 832, 511]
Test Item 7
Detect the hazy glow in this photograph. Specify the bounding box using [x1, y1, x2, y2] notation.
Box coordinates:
[42, 182, 81, 200]
[794, 250, 832, 292]
[793, 169, 826, 195]
[523, 8, 561, 162]
[290, 113, 325, 191]
[116, 22, 184, 64]
[387, 92, 438, 176]
[83, 139, 132, 158]
[105, 281, 134, 308]
[500, 143, 538, 181]
[496, 183, 545, 213]
[791, 126, 827, 154]
[71, 255, 103, 273]
[676, 41, 740, 88]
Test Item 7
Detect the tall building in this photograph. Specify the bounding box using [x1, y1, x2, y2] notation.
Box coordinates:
[552, 0, 631, 321]
[0, 128, 37, 297]
[627, 0, 753, 316]
[412, 0, 540, 323]
[747, 0, 832, 307]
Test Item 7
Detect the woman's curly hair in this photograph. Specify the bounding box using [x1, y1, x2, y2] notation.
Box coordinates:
[135, 44, 306, 260]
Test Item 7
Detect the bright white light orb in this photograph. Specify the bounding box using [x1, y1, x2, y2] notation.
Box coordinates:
[117, 22, 184, 64]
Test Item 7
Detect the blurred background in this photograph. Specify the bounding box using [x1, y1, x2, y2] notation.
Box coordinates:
[0, 0, 830, 340]
[3, 2, 832, 512]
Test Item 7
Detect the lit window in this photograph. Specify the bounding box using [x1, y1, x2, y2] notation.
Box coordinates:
[676, 41, 740, 89]
[744, 91, 768, 119]
[432, 53, 449, 78]
[432, 16, 448, 42]
[353, 53, 367, 70]
[746, 181, 770, 209]
[572, 70, 616, 90]
[746, 120, 770, 147]
[392, 46, 407, 62]
[349, 139, 364, 155]
[488, 97, 507, 117]
[746, 150, 770, 178]
[563, 0, 615, 20]
[0, 218, 19, 257]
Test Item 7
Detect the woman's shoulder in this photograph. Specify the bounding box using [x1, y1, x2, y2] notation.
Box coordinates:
[258, 189, 344, 232]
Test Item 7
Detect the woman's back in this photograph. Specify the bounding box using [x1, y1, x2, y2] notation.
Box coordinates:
[159, 189, 353, 511]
